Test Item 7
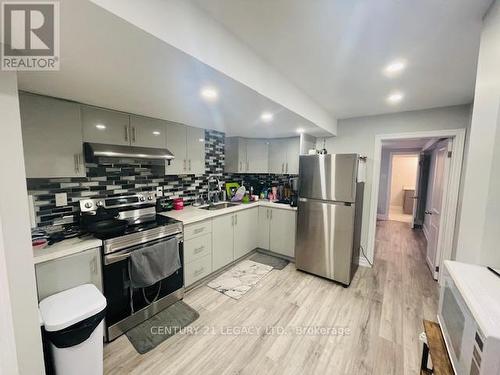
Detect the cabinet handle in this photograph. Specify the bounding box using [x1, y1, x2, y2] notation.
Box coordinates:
[231, 215, 234, 226]
[74, 154, 79, 173]
[270, 210, 273, 220]
[281, 163, 284, 173]
[240, 161, 242, 171]
[124, 125, 129, 142]
[188, 159, 191, 171]
[183, 159, 187, 171]
[194, 228, 204, 234]
[286, 162, 288, 174]
[235, 214, 237, 225]
[194, 246, 205, 254]
[132, 127, 136, 143]
[246, 161, 249, 171]
[266, 209, 269, 219]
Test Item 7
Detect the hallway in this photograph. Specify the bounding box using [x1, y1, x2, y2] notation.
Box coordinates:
[104, 220, 438, 375]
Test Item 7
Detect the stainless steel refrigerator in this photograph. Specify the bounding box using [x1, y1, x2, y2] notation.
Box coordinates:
[295, 154, 364, 286]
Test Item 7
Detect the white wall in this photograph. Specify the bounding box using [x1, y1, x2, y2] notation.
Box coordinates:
[318, 104, 471, 263]
[0, 72, 45, 374]
[377, 148, 421, 217]
[456, 0, 500, 268]
[90, 0, 337, 136]
[389, 155, 418, 207]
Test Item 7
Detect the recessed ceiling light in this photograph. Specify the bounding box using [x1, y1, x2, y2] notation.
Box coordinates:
[152, 131, 161, 136]
[261, 112, 273, 122]
[296, 128, 305, 134]
[384, 59, 407, 76]
[387, 91, 404, 104]
[200, 87, 218, 101]
[95, 124, 106, 130]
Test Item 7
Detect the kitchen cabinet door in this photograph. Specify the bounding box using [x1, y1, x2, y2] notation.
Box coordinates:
[82, 106, 130, 146]
[268, 139, 287, 174]
[35, 247, 102, 301]
[269, 209, 297, 258]
[238, 138, 247, 172]
[186, 126, 206, 175]
[20, 93, 85, 178]
[257, 207, 271, 250]
[233, 208, 258, 259]
[286, 137, 300, 174]
[224, 137, 240, 173]
[212, 214, 235, 271]
[247, 139, 269, 173]
[165, 122, 187, 175]
[129, 115, 167, 148]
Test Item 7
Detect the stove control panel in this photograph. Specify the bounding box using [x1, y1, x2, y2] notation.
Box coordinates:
[79, 192, 157, 212]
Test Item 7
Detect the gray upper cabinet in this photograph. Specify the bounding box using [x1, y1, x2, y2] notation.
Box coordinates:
[165, 123, 205, 175]
[269, 138, 300, 174]
[129, 115, 167, 148]
[20, 93, 85, 178]
[225, 137, 269, 173]
[82, 106, 130, 146]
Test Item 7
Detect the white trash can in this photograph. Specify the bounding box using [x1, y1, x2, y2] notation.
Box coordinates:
[39, 284, 107, 375]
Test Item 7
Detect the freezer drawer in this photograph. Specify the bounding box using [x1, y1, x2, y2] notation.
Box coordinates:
[295, 198, 356, 285]
[298, 154, 358, 202]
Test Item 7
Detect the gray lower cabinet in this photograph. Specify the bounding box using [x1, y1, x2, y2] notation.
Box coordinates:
[35, 247, 102, 301]
[19, 93, 85, 178]
[212, 214, 235, 270]
[258, 207, 297, 258]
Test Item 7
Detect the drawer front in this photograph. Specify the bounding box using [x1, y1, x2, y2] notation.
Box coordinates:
[184, 253, 212, 287]
[184, 233, 212, 264]
[184, 220, 212, 240]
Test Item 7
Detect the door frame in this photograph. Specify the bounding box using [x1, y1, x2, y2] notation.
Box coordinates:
[384, 151, 420, 221]
[366, 128, 466, 282]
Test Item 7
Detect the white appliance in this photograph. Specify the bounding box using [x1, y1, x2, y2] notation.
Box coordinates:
[438, 261, 500, 374]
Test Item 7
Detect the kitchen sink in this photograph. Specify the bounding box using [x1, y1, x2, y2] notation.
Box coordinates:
[200, 202, 241, 210]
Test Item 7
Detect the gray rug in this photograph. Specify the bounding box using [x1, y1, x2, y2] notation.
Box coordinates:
[250, 252, 289, 270]
[126, 301, 199, 354]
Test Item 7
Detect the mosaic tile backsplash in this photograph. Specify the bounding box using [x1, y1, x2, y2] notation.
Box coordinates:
[27, 130, 297, 227]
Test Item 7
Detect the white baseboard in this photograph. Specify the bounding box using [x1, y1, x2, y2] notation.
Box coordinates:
[422, 225, 429, 241]
[357, 256, 372, 268]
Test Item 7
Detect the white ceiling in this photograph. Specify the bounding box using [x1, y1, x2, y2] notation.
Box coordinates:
[17, 1, 324, 138]
[192, 0, 493, 119]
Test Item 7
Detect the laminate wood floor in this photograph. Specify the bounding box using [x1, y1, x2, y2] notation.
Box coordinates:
[104, 220, 438, 375]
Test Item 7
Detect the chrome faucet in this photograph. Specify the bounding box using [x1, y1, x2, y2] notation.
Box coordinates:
[207, 178, 222, 204]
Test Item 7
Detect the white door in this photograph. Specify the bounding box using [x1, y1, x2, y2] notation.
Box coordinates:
[20, 93, 85, 178]
[285, 137, 300, 174]
[269, 209, 297, 257]
[82, 106, 130, 146]
[269, 139, 287, 174]
[247, 139, 269, 173]
[129, 115, 167, 148]
[165, 122, 187, 175]
[426, 141, 450, 279]
[186, 126, 205, 174]
[233, 208, 258, 259]
[257, 207, 271, 250]
[212, 214, 235, 271]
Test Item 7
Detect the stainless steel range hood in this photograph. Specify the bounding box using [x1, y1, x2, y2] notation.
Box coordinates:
[84, 143, 174, 161]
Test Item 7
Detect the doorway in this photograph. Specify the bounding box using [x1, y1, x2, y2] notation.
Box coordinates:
[368, 129, 466, 282]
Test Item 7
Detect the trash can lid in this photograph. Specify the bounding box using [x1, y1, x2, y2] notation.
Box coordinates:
[39, 284, 107, 332]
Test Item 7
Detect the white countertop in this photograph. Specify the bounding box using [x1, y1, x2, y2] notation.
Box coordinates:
[33, 236, 102, 265]
[444, 260, 500, 338]
[160, 200, 297, 225]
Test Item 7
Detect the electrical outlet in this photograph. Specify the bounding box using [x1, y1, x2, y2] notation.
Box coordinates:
[55, 192, 67, 207]
[156, 186, 163, 197]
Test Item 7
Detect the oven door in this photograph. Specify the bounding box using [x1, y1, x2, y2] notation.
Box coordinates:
[438, 270, 477, 374]
[103, 234, 184, 341]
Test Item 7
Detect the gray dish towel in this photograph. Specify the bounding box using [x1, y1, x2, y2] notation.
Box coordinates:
[129, 238, 181, 288]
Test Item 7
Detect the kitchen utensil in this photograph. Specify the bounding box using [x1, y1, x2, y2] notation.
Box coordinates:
[231, 186, 246, 202]
[225, 182, 240, 200]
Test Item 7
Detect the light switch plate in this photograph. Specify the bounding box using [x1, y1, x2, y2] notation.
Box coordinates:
[55, 192, 68, 207]
[156, 186, 163, 197]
